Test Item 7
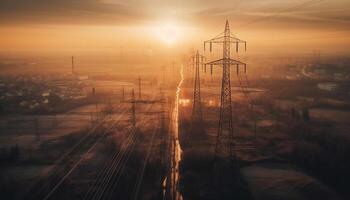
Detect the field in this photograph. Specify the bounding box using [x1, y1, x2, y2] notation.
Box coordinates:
[177, 73, 350, 200]
[0, 63, 350, 200]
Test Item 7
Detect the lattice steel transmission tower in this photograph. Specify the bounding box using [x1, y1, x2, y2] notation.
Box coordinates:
[191, 50, 205, 126]
[204, 20, 247, 160]
[138, 76, 142, 100]
[71, 56, 75, 75]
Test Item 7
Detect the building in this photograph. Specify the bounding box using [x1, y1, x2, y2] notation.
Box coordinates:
[317, 82, 337, 92]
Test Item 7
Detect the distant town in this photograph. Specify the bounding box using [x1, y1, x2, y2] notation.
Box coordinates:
[0, 73, 90, 114]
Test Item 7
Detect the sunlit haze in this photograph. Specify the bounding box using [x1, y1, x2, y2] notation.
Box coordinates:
[1, 0, 350, 58]
[1, 1, 350, 200]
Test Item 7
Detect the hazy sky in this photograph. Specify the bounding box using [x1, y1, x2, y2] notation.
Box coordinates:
[0, 0, 349, 56]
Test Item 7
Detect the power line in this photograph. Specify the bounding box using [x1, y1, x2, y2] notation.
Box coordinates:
[132, 123, 158, 200]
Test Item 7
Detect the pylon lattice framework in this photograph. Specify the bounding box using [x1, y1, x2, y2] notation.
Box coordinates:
[191, 50, 205, 125]
[204, 20, 247, 159]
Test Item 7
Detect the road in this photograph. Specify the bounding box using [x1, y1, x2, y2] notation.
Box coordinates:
[168, 64, 184, 200]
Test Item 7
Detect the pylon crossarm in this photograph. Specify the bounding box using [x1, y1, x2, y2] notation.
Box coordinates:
[190, 54, 206, 64]
[206, 31, 225, 41]
[204, 36, 225, 43]
[230, 34, 246, 42]
[204, 36, 225, 52]
[204, 37, 246, 53]
[228, 59, 246, 66]
[204, 36, 245, 44]
[230, 35, 247, 51]
[205, 58, 246, 66]
[204, 58, 224, 66]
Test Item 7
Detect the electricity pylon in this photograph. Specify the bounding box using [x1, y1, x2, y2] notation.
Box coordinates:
[191, 50, 205, 126]
[71, 56, 75, 75]
[138, 76, 141, 100]
[204, 20, 247, 160]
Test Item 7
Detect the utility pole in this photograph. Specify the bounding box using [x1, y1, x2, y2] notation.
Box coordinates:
[71, 56, 75, 75]
[121, 86, 125, 103]
[204, 20, 247, 160]
[130, 89, 136, 129]
[138, 76, 141, 100]
[191, 50, 205, 127]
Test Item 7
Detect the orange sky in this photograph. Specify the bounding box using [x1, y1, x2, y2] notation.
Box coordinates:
[0, 0, 350, 57]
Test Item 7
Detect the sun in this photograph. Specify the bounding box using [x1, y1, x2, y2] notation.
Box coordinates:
[154, 22, 180, 45]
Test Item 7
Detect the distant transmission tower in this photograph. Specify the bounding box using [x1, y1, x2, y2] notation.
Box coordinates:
[204, 20, 247, 160]
[71, 56, 75, 75]
[138, 76, 141, 100]
[191, 50, 205, 126]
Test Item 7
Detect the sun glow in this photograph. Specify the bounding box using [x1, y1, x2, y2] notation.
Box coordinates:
[154, 22, 182, 45]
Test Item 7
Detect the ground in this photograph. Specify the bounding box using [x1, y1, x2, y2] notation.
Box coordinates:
[0, 68, 350, 200]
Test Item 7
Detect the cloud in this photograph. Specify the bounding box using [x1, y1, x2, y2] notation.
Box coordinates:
[0, 0, 149, 25]
[0, 0, 349, 32]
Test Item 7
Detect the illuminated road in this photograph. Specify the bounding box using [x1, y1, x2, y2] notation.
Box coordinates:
[170, 64, 184, 200]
